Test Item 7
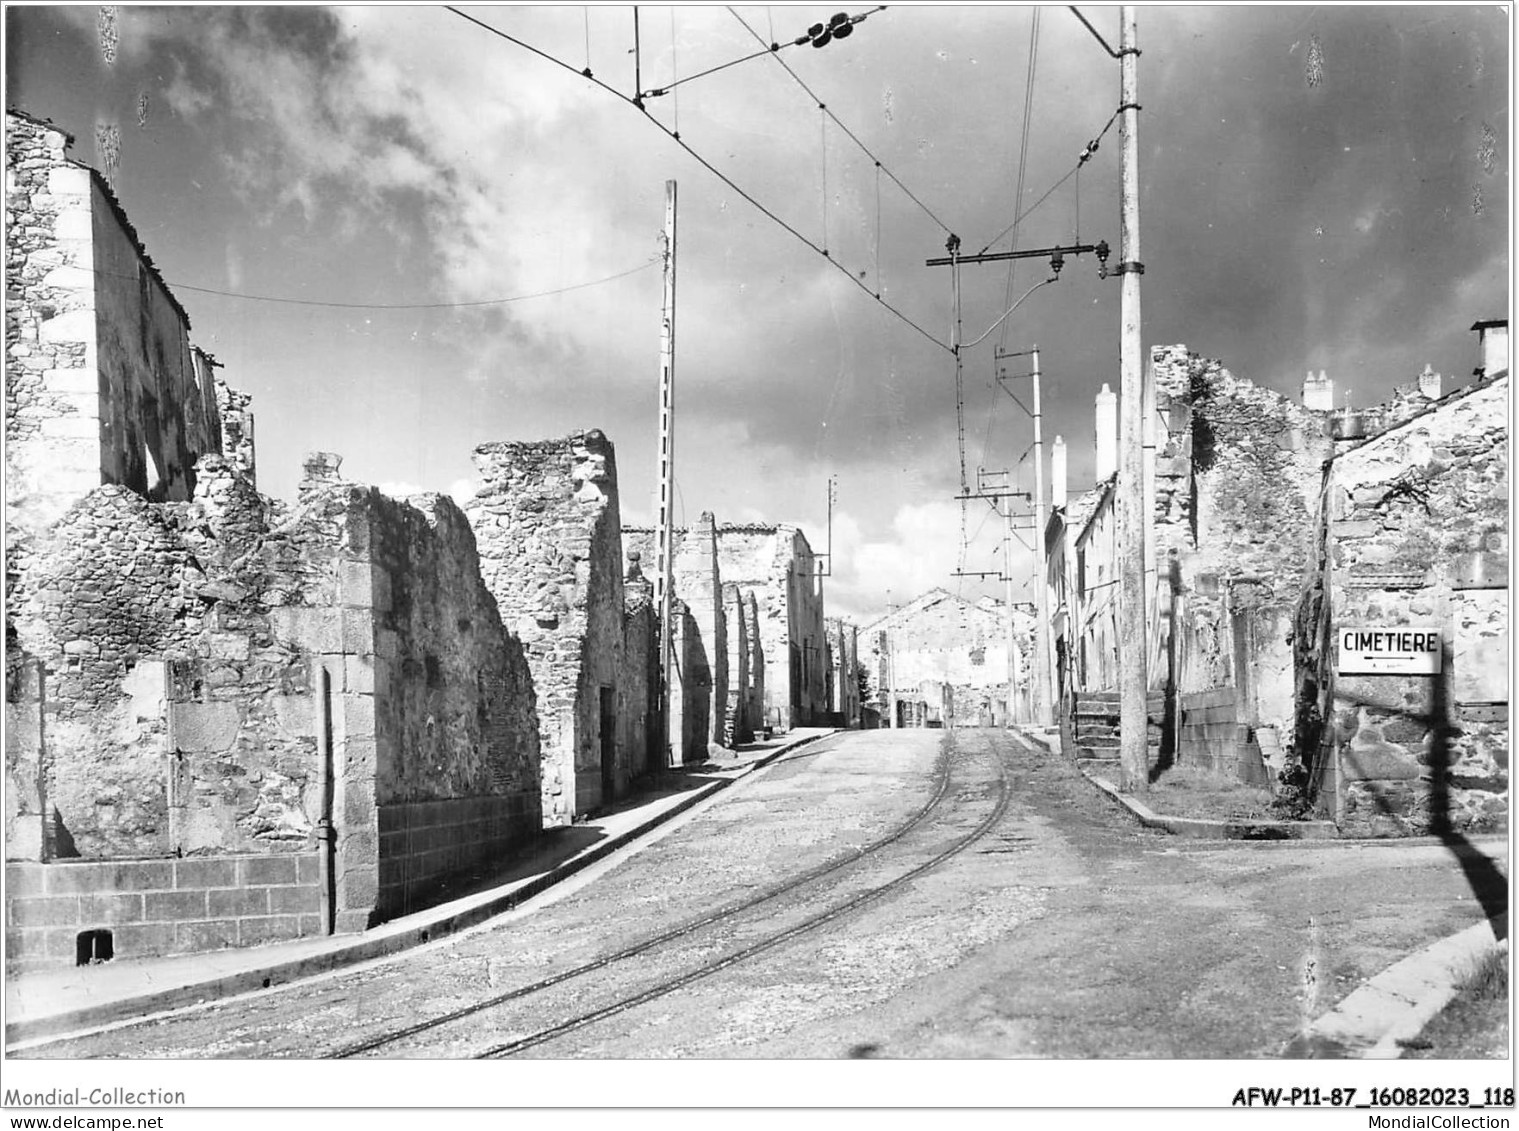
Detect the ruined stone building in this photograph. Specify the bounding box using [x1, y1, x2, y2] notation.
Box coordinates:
[713, 523, 828, 730]
[1294, 329, 1508, 836]
[6, 110, 242, 541]
[622, 514, 730, 764]
[862, 590, 1021, 728]
[825, 617, 861, 728]
[1047, 348, 1336, 779]
[1046, 322, 1509, 835]
[5, 112, 542, 969]
[466, 432, 628, 825]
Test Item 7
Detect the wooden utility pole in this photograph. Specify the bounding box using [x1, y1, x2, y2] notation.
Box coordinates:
[1117, 8, 1149, 792]
[654, 180, 678, 767]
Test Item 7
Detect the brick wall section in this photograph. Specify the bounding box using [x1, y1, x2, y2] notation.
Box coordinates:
[468, 431, 625, 824]
[4, 854, 321, 972]
[1307, 374, 1509, 836]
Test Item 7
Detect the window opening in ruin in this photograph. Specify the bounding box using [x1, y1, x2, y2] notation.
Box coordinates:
[971, 647, 986, 666]
[76, 928, 113, 965]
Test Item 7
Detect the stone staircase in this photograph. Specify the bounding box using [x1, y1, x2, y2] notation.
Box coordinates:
[1073, 690, 1165, 767]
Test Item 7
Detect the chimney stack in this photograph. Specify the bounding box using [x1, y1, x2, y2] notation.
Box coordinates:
[1418, 363, 1442, 400]
[1301, 369, 1335, 412]
[1094, 384, 1118, 481]
[1051, 436, 1068, 509]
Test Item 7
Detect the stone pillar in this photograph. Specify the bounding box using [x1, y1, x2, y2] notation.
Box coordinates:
[1094, 384, 1118, 481]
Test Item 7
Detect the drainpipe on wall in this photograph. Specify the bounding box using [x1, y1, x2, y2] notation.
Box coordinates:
[315, 664, 337, 935]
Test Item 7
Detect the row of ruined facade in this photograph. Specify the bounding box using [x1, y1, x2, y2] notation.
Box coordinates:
[2, 110, 861, 970]
[1043, 322, 1509, 837]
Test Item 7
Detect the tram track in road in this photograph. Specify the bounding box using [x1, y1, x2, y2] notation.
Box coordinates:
[341, 730, 1015, 1059]
[326, 733, 961, 1058]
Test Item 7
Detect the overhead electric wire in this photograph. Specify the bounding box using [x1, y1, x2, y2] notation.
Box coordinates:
[444, 5, 952, 353]
[961, 276, 1057, 351]
[975, 104, 1120, 255]
[726, 7, 953, 238]
[123, 257, 661, 310]
[997, 7, 1040, 358]
[644, 5, 882, 99]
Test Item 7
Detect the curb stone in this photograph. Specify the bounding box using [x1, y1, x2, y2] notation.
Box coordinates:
[4, 729, 835, 1049]
[1078, 766, 1340, 841]
[1282, 920, 1508, 1059]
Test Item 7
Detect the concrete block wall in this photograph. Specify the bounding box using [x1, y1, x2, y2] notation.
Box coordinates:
[4, 853, 321, 972]
[1175, 688, 1269, 786]
[375, 795, 537, 919]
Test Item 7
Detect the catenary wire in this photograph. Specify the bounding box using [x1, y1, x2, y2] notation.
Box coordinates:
[109, 257, 661, 310]
[444, 5, 951, 353]
[726, 6, 952, 238]
[976, 105, 1120, 256]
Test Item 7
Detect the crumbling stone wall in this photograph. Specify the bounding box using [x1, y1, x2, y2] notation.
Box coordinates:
[623, 516, 728, 761]
[1150, 346, 1334, 772]
[5, 110, 224, 540]
[620, 554, 660, 779]
[468, 431, 625, 824]
[861, 591, 1012, 726]
[4, 452, 542, 961]
[715, 524, 825, 730]
[827, 618, 860, 728]
[1306, 375, 1509, 836]
[723, 582, 753, 745]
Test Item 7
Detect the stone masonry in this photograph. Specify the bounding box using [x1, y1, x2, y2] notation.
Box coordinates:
[467, 431, 626, 824]
[5, 110, 224, 541]
[1298, 372, 1509, 835]
[714, 523, 826, 730]
[5, 452, 542, 966]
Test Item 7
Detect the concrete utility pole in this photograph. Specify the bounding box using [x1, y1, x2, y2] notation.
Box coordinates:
[1030, 346, 1054, 728]
[654, 179, 678, 767]
[1116, 7, 1149, 792]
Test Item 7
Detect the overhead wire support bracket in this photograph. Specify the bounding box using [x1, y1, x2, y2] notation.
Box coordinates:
[926, 240, 1110, 277]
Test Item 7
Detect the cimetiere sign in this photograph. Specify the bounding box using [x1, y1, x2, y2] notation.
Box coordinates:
[1337, 626, 1442, 675]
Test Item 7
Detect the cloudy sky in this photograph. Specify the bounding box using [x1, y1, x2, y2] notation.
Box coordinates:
[5, 4, 1508, 623]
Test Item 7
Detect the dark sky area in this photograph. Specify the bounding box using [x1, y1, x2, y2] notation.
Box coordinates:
[5, 5, 1509, 621]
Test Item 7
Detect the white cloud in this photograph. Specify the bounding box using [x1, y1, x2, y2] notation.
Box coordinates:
[825, 500, 1036, 623]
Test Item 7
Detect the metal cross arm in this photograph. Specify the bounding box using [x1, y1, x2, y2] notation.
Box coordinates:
[926, 240, 1111, 279]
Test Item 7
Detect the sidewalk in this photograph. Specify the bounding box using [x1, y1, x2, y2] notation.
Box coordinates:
[1013, 722, 1511, 1059]
[3, 728, 835, 1049]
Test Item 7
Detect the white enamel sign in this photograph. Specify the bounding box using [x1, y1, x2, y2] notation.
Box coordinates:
[1336, 626, 1442, 675]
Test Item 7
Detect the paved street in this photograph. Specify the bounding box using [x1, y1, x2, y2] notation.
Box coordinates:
[21, 728, 1505, 1060]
